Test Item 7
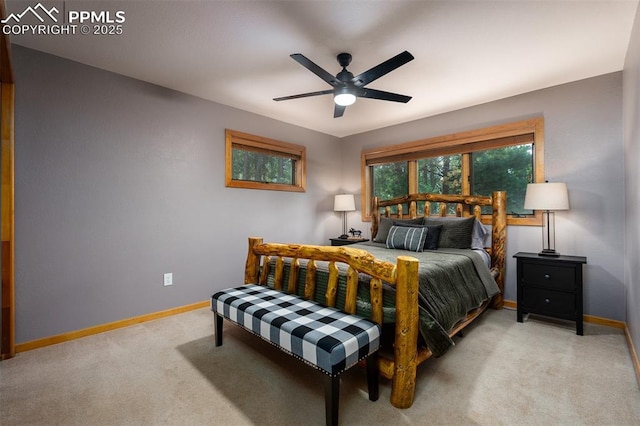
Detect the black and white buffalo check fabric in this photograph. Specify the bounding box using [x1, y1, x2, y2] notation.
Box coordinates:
[212, 284, 381, 376]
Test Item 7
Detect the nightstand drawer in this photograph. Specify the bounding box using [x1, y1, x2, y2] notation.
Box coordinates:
[522, 287, 576, 317]
[521, 263, 576, 290]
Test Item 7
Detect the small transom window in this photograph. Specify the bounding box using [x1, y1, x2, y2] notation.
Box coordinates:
[225, 129, 306, 192]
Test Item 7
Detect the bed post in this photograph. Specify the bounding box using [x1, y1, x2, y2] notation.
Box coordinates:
[490, 191, 507, 309]
[371, 196, 380, 240]
[245, 237, 263, 284]
[390, 255, 420, 409]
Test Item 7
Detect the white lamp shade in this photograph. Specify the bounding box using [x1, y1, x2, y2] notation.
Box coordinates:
[334, 194, 356, 212]
[524, 182, 569, 210]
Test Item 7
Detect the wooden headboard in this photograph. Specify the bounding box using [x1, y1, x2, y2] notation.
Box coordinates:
[371, 191, 507, 308]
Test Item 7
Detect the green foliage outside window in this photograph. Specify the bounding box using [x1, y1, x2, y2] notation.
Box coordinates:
[372, 161, 408, 200]
[368, 145, 534, 216]
[418, 155, 462, 214]
[471, 144, 533, 215]
[232, 148, 295, 185]
[372, 161, 408, 213]
[417, 155, 462, 194]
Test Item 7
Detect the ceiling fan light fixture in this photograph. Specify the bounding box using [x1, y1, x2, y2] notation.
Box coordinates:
[334, 88, 356, 106]
[275, 51, 414, 117]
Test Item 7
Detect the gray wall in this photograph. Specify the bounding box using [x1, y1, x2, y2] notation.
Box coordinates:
[342, 73, 625, 321]
[624, 5, 640, 367]
[13, 46, 341, 343]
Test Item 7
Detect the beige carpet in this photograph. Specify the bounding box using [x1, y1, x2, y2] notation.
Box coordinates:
[1, 307, 639, 425]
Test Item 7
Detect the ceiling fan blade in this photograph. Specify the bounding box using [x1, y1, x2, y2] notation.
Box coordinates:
[290, 54, 342, 87]
[334, 104, 346, 118]
[273, 89, 333, 101]
[357, 88, 412, 103]
[351, 51, 414, 87]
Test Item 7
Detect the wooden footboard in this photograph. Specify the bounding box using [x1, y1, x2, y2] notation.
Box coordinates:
[244, 237, 421, 409]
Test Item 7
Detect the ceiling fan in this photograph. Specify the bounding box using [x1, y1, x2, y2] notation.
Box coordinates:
[273, 51, 414, 118]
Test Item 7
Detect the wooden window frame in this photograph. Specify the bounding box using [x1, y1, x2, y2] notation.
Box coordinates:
[225, 129, 306, 192]
[361, 117, 545, 225]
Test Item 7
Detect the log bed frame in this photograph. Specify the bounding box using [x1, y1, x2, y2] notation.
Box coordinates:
[243, 191, 506, 409]
[371, 190, 507, 310]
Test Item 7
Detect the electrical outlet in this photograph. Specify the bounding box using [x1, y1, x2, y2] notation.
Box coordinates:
[164, 273, 173, 286]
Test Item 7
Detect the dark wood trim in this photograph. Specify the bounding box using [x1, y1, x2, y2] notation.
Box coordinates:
[0, 0, 15, 360]
[1, 240, 13, 359]
[0, 81, 14, 360]
[0, 1, 13, 84]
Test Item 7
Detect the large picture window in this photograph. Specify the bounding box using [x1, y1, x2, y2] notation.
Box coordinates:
[225, 129, 306, 192]
[361, 118, 545, 225]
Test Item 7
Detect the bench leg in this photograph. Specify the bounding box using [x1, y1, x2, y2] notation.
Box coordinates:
[366, 352, 379, 402]
[324, 375, 339, 426]
[213, 313, 223, 347]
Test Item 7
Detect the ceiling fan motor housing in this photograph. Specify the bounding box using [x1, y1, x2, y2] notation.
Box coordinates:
[337, 52, 352, 68]
[336, 53, 354, 83]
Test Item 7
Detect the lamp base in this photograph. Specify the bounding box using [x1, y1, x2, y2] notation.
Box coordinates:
[538, 249, 560, 257]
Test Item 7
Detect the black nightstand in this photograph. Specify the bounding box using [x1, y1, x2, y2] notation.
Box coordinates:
[514, 252, 587, 335]
[329, 238, 368, 246]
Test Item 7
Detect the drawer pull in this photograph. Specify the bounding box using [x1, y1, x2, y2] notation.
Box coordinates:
[544, 274, 550, 279]
[545, 298, 551, 304]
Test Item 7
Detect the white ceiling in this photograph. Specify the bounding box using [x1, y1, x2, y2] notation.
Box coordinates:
[5, 0, 639, 137]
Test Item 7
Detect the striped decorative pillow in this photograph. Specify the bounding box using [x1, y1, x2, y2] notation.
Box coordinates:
[385, 225, 428, 252]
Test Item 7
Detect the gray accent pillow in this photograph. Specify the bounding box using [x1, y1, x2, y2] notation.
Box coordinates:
[424, 225, 443, 250]
[424, 217, 489, 249]
[373, 217, 424, 243]
[423, 216, 475, 249]
[385, 225, 428, 252]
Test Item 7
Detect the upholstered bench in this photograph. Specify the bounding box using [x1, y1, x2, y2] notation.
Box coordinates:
[211, 284, 381, 426]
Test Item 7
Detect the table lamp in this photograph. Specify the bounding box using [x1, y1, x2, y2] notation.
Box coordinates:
[524, 182, 569, 256]
[334, 194, 356, 239]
